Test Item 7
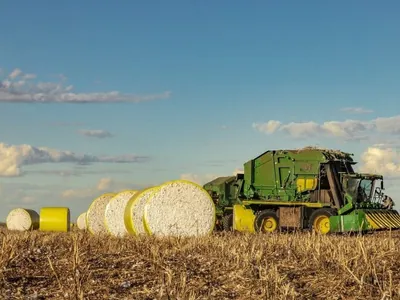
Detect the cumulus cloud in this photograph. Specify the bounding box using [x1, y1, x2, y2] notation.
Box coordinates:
[0, 67, 171, 103]
[359, 147, 400, 179]
[97, 177, 113, 190]
[0, 142, 149, 177]
[78, 129, 114, 138]
[253, 114, 400, 140]
[341, 107, 373, 114]
[252, 120, 282, 134]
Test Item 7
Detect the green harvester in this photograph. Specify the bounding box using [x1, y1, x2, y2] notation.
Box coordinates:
[203, 147, 400, 234]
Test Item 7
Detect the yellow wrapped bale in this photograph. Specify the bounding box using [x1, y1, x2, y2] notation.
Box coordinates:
[39, 207, 71, 232]
[76, 212, 87, 231]
[6, 208, 40, 231]
[143, 180, 216, 237]
[124, 186, 159, 236]
[86, 193, 115, 235]
[104, 190, 138, 237]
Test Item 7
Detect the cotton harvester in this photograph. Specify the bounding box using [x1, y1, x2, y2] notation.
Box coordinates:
[203, 147, 400, 234]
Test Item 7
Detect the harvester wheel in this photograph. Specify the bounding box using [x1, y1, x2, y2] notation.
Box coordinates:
[222, 214, 233, 231]
[254, 210, 279, 233]
[309, 208, 337, 234]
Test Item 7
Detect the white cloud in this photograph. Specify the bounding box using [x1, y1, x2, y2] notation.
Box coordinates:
[252, 120, 282, 134]
[0, 67, 171, 103]
[8, 68, 22, 79]
[253, 115, 400, 140]
[78, 129, 113, 138]
[374, 116, 400, 135]
[0, 142, 149, 177]
[359, 147, 400, 179]
[341, 107, 373, 114]
[97, 177, 113, 190]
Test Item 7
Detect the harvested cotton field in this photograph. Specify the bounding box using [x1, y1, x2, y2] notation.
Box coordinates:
[6, 208, 39, 231]
[0, 229, 400, 299]
[143, 180, 215, 237]
[104, 190, 137, 237]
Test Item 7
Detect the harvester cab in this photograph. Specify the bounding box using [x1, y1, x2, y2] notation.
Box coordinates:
[329, 172, 400, 233]
[341, 173, 388, 208]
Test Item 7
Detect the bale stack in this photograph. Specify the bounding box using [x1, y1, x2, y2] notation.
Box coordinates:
[75, 179, 216, 238]
[3, 179, 217, 238]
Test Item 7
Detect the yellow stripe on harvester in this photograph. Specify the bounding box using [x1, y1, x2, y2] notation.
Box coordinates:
[365, 210, 400, 230]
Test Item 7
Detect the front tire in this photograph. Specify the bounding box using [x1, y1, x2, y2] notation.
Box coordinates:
[309, 208, 337, 234]
[254, 210, 279, 233]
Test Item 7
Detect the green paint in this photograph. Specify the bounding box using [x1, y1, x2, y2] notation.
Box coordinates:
[203, 147, 398, 233]
[329, 210, 370, 232]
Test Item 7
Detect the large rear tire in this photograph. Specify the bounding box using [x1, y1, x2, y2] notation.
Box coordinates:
[309, 208, 337, 234]
[254, 210, 279, 233]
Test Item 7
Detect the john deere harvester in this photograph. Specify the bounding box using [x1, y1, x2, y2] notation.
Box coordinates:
[203, 147, 400, 234]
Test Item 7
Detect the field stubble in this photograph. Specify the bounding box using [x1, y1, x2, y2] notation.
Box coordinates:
[0, 227, 399, 299]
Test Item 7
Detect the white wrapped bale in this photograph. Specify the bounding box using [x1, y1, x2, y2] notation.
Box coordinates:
[76, 212, 87, 231]
[104, 190, 137, 237]
[143, 180, 216, 237]
[6, 208, 40, 231]
[124, 186, 159, 236]
[86, 193, 115, 235]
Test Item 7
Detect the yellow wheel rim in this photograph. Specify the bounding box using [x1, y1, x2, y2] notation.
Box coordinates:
[261, 217, 278, 232]
[313, 215, 330, 234]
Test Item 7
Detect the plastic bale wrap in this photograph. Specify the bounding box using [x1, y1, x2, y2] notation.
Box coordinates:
[76, 212, 87, 231]
[39, 207, 71, 232]
[6, 208, 40, 231]
[124, 186, 159, 236]
[143, 180, 216, 237]
[104, 190, 137, 237]
[86, 193, 115, 235]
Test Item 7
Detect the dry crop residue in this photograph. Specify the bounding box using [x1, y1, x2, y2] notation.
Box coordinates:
[0, 228, 400, 299]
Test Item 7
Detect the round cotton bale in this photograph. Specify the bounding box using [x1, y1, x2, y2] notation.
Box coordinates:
[86, 193, 115, 235]
[124, 186, 160, 236]
[6, 208, 39, 231]
[143, 180, 216, 237]
[76, 212, 87, 231]
[104, 190, 138, 237]
[39, 207, 71, 232]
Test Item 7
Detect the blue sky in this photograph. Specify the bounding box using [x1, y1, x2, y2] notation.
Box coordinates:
[1, 1, 400, 220]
